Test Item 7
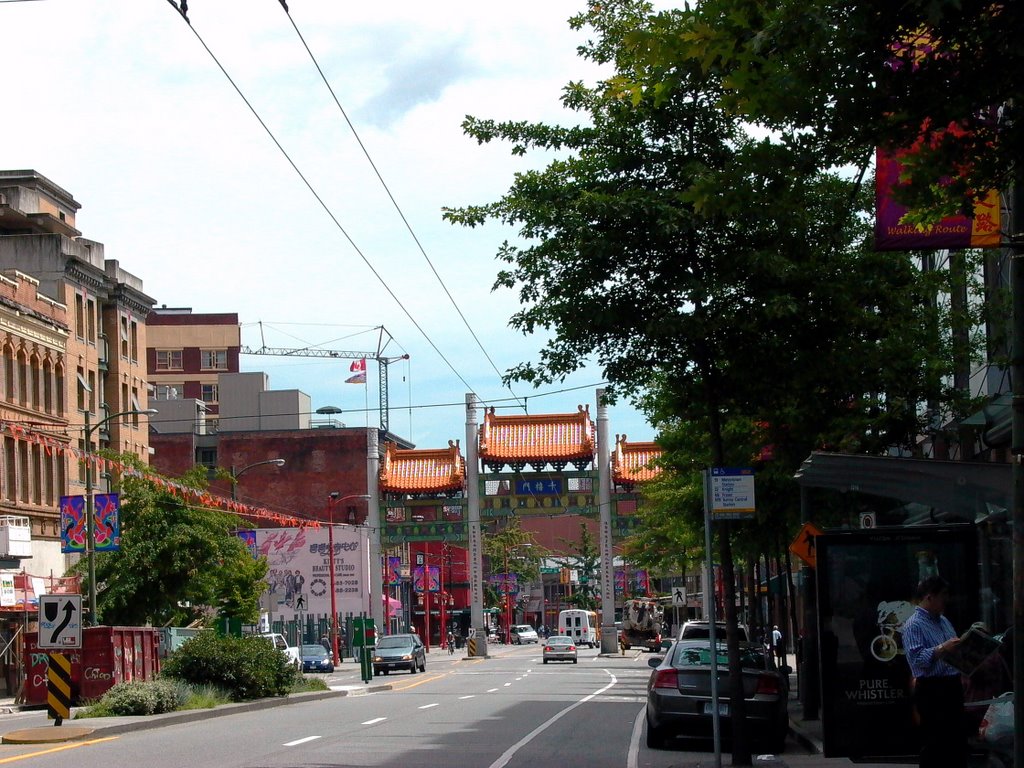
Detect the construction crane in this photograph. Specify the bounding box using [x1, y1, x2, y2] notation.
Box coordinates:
[239, 324, 409, 433]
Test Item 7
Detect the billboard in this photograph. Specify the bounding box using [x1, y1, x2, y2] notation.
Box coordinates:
[254, 526, 369, 617]
[816, 526, 977, 759]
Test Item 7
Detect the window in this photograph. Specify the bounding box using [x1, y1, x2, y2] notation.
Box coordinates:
[197, 447, 217, 468]
[154, 384, 181, 400]
[201, 383, 219, 403]
[86, 298, 96, 343]
[130, 320, 139, 361]
[120, 316, 129, 358]
[200, 349, 227, 370]
[74, 294, 85, 340]
[156, 350, 183, 370]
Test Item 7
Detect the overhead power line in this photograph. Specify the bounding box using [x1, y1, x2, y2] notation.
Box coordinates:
[163, 3, 485, 407]
[274, 2, 526, 415]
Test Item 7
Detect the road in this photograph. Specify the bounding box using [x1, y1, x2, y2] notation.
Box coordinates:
[0, 644, 809, 767]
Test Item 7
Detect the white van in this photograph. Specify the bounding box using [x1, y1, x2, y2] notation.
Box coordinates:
[557, 609, 599, 648]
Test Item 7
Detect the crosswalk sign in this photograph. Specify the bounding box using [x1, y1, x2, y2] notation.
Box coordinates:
[671, 588, 686, 607]
[789, 522, 824, 568]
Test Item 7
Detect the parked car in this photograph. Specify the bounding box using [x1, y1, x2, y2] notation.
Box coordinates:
[542, 635, 578, 664]
[645, 639, 788, 751]
[258, 633, 301, 669]
[677, 620, 749, 642]
[511, 625, 539, 644]
[372, 633, 426, 675]
[300, 644, 335, 673]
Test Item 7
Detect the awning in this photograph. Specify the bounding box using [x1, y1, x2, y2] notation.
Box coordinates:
[961, 393, 1011, 448]
[794, 451, 1010, 523]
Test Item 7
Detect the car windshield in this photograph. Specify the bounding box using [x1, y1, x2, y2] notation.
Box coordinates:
[377, 635, 415, 649]
[672, 643, 766, 669]
[548, 637, 573, 645]
[680, 623, 749, 641]
[301, 645, 327, 656]
[514, 626, 533, 633]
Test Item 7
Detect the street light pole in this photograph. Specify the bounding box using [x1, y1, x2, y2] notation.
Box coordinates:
[230, 458, 285, 501]
[326, 493, 369, 665]
[83, 405, 157, 626]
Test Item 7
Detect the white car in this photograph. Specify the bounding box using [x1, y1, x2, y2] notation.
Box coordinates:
[259, 633, 301, 668]
[511, 625, 539, 644]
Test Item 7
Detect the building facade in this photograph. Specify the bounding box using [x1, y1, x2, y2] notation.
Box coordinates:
[0, 169, 155, 575]
[146, 307, 240, 431]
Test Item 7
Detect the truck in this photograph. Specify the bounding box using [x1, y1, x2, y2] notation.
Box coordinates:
[618, 598, 663, 651]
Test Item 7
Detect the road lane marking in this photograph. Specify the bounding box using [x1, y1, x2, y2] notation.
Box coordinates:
[388, 672, 445, 691]
[628, 705, 645, 768]
[362, 717, 387, 725]
[487, 688, 499, 693]
[487, 671, 619, 768]
[0, 737, 118, 763]
[503, 682, 512, 687]
[459, 695, 475, 699]
[419, 703, 439, 709]
[284, 736, 321, 746]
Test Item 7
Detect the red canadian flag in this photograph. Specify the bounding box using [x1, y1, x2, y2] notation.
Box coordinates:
[345, 358, 367, 384]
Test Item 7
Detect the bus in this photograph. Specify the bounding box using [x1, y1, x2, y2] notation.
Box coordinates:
[557, 609, 599, 648]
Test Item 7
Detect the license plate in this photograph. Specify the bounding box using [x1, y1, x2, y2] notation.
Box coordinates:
[703, 702, 729, 716]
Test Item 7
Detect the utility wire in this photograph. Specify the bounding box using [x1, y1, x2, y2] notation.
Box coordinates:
[275, 2, 527, 414]
[163, 3, 486, 406]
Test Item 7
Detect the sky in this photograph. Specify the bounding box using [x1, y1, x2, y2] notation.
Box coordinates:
[1, 0, 659, 449]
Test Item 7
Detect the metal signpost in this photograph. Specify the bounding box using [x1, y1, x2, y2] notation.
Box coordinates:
[38, 595, 82, 726]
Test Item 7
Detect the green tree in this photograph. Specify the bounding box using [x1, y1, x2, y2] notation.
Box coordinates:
[619, 0, 1021, 221]
[70, 457, 268, 626]
[446, 2, 975, 761]
[552, 523, 602, 611]
[482, 519, 546, 611]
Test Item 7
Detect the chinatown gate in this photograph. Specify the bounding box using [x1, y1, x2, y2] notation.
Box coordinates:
[377, 390, 662, 651]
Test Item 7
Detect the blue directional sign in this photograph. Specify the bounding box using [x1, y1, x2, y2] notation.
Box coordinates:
[710, 467, 756, 519]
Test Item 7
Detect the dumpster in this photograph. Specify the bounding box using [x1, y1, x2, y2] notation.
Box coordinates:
[23, 626, 161, 705]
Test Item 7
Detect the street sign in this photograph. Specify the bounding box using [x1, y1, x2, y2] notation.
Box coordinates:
[789, 522, 824, 568]
[671, 587, 687, 607]
[709, 467, 756, 519]
[38, 595, 82, 650]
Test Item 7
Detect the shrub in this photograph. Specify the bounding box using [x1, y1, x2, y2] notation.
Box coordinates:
[161, 632, 297, 701]
[92, 681, 160, 716]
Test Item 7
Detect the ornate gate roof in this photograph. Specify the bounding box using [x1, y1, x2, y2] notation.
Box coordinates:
[612, 434, 662, 487]
[478, 405, 595, 471]
[379, 440, 465, 494]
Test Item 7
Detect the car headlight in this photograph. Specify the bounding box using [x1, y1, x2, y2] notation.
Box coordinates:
[373, 656, 383, 663]
[402, 654, 412, 661]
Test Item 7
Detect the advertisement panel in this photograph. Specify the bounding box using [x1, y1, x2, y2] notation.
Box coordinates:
[816, 526, 977, 759]
[254, 526, 369, 617]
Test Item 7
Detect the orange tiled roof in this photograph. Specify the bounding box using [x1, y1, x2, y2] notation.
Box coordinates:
[612, 434, 662, 485]
[379, 440, 466, 494]
[478, 406, 594, 466]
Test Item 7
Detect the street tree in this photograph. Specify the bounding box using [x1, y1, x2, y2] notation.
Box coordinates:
[445, 2, 978, 761]
[618, 0, 1021, 221]
[69, 457, 268, 626]
[552, 522, 602, 611]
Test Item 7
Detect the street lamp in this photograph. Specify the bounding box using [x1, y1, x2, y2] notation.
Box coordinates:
[230, 458, 286, 501]
[83, 405, 157, 626]
[326, 492, 370, 665]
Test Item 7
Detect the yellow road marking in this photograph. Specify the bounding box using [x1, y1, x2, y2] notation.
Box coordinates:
[387, 672, 445, 690]
[0, 737, 118, 763]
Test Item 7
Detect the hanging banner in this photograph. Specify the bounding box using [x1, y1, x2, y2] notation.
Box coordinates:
[236, 530, 258, 559]
[0, 574, 15, 607]
[387, 556, 402, 586]
[60, 496, 86, 554]
[59, 494, 120, 553]
[92, 494, 120, 552]
[875, 149, 1001, 250]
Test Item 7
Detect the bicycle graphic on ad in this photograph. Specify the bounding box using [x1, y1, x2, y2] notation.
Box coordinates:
[870, 600, 916, 662]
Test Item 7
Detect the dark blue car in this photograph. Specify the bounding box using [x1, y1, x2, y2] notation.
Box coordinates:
[300, 644, 335, 673]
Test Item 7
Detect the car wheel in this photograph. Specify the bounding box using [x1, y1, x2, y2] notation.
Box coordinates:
[646, 717, 666, 750]
[381, 669, 389, 676]
[419, 657, 426, 672]
[573, 658, 578, 664]
[543, 659, 548, 664]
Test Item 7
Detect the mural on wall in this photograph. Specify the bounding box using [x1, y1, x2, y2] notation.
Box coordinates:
[254, 526, 370, 617]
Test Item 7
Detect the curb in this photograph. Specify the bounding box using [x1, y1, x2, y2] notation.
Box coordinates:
[0, 685, 394, 743]
[787, 717, 823, 755]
